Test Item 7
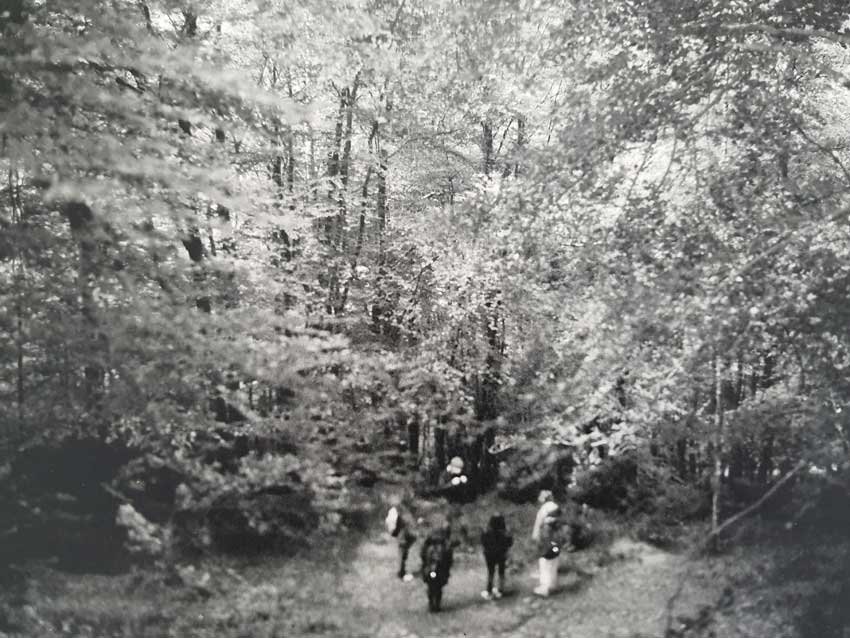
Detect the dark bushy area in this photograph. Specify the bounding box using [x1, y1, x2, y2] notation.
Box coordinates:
[0, 437, 136, 573]
[496, 442, 575, 503]
[570, 452, 710, 547]
[777, 472, 850, 638]
[0, 427, 341, 574]
[792, 541, 850, 638]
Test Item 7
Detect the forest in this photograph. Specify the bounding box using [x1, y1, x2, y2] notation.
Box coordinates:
[2, 1, 850, 637]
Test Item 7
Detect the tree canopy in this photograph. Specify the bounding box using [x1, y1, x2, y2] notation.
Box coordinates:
[3, 0, 850, 565]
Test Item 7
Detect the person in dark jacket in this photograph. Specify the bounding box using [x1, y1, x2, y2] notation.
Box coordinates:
[480, 513, 513, 600]
[420, 523, 454, 612]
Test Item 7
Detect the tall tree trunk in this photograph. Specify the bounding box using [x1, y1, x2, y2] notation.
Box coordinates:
[9, 167, 25, 433]
[309, 125, 317, 201]
[514, 115, 525, 177]
[370, 97, 391, 336]
[376, 154, 388, 265]
[434, 426, 447, 478]
[271, 124, 284, 192]
[339, 164, 372, 313]
[327, 90, 345, 200]
[376, 95, 392, 259]
[408, 417, 420, 456]
[481, 120, 494, 176]
[286, 128, 295, 203]
[757, 430, 775, 485]
[286, 71, 295, 207]
[16, 300, 24, 433]
[335, 75, 359, 251]
[325, 76, 359, 316]
[711, 354, 725, 549]
[63, 201, 106, 418]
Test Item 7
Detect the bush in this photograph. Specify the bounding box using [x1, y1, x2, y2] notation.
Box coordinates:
[496, 442, 575, 503]
[0, 435, 136, 573]
[0, 427, 343, 570]
[166, 452, 319, 555]
[570, 451, 709, 547]
[116, 504, 170, 559]
[570, 453, 640, 512]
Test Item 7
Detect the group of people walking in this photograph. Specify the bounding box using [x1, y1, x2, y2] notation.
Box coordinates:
[385, 488, 570, 612]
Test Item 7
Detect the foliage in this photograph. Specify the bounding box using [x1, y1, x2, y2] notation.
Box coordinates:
[3, 7, 850, 626]
[116, 504, 169, 559]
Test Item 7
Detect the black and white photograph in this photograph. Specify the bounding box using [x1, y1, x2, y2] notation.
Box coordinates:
[2, 1, 850, 637]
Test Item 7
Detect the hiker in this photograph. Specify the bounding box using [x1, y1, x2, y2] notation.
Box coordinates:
[440, 455, 470, 503]
[420, 522, 454, 612]
[444, 456, 467, 485]
[385, 495, 417, 582]
[531, 490, 564, 596]
[480, 512, 513, 600]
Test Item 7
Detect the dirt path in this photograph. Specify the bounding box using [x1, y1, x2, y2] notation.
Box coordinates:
[336, 533, 723, 638]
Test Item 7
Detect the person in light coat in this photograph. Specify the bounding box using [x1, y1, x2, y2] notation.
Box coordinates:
[531, 490, 562, 596]
[385, 495, 417, 581]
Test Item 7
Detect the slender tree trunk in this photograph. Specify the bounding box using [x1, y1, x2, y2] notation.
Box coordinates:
[63, 201, 106, 418]
[9, 167, 25, 433]
[339, 165, 372, 312]
[408, 418, 420, 456]
[711, 354, 725, 549]
[286, 70, 295, 209]
[206, 210, 217, 257]
[336, 75, 359, 248]
[324, 78, 357, 315]
[370, 96, 391, 336]
[481, 120, 494, 176]
[16, 305, 24, 433]
[271, 123, 284, 192]
[514, 115, 525, 176]
[757, 430, 775, 484]
[376, 95, 392, 260]
[309, 125, 317, 201]
[328, 74, 360, 316]
[286, 129, 295, 201]
[327, 91, 345, 199]
[434, 426, 447, 479]
[676, 438, 688, 480]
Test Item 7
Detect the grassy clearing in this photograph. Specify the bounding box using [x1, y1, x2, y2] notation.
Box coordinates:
[0, 493, 653, 638]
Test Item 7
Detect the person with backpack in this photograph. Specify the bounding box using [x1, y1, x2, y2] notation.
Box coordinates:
[385, 495, 417, 582]
[480, 513, 513, 600]
[420, 522, 454, 612]
[531, 490, 565, 597]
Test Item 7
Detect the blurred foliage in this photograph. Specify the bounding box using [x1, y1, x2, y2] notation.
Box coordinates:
[2, 3, 850, 635]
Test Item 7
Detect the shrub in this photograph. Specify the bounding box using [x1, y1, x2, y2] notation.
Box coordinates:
[116, 504, 170, 560]
[570, 451, 709, 547]
[496, 442, 575, 503]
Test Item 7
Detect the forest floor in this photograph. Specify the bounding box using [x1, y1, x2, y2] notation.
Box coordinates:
[4, 494, 787, 638]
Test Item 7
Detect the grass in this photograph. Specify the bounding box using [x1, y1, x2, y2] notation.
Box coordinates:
[7, 489, 846, 638]
[0, 491, 624, 638]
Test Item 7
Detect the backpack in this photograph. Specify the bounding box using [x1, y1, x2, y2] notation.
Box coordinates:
[539, 514, 568, 560]
[385, 506, 400, 536]
[541, 539, 561, 560]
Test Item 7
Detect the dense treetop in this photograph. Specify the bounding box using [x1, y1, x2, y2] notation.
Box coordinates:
[2, 0, 850, 525]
